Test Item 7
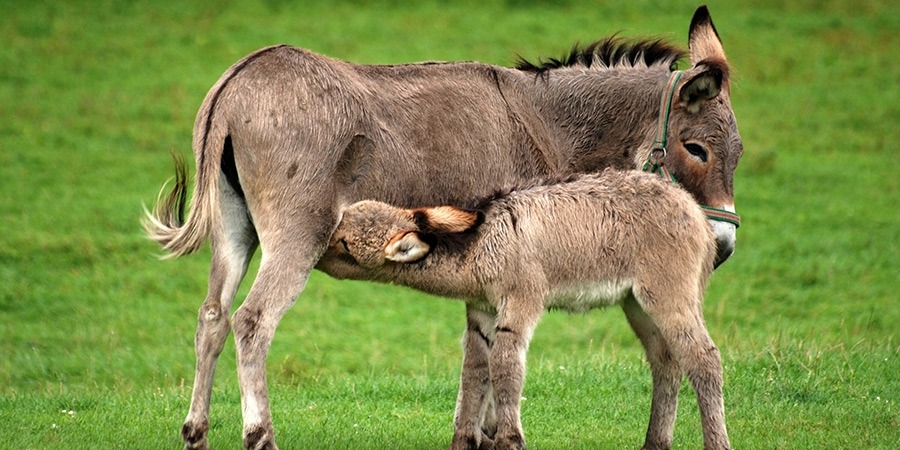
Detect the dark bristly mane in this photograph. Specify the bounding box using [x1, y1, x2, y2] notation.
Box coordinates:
[516, 36, 687, 74]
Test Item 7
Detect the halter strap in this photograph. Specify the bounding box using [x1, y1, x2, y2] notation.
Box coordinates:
[702, 206, 742, 228]
[654, 70, 684, 151]
[642, 70, 741, 228]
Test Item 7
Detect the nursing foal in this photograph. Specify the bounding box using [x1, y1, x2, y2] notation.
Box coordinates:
[323, 169, 730, 450]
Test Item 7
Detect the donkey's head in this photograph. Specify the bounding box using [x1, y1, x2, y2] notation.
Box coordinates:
[651, 6, 742, 267]
[332, 200, 481, 268]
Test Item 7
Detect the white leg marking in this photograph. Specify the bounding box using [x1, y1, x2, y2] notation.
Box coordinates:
[243, 393, 262, 427]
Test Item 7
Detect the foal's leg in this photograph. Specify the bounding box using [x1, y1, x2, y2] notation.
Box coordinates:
[481, 386, 497, 440]
[183, 178, 258, 450]
[622, 296, 681, 450]
[489, 296, 543, 450]
[451, 306, 497, 450]
[641, 292, 730, 450]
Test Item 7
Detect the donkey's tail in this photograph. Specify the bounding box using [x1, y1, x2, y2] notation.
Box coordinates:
[142, 108, 226, 257]
[142, 144, 219, 258]
[143, 45, 290, 258]
[142, 63, 245, 258]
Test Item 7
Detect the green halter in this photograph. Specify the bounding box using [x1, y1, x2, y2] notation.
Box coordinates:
[642, 70, 741, 228]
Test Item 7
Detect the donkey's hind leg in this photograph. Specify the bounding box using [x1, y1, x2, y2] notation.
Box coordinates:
[638, 290, 730, 450]
[183, 177, 258, 450]
[622, 296, 681, 450]
[231, 208, 336, 450]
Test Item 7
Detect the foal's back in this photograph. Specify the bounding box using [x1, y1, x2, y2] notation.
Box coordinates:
[477, 170, 716, 299]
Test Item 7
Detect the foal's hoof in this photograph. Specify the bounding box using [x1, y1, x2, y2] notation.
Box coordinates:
[448, 433, 495, 450]
[641, 443, 672, 450]
[181, 420, 210, 450]
[495, 434, 525, 450]
[244, 425, 279, 450]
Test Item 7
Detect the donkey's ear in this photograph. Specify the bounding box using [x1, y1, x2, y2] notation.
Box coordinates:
[688, 5, 727, 65]
[385, 231, 431, 263]
[679, 65, 725, 114]
[683, 7, 730, 113]
[413, 206, 483, 234]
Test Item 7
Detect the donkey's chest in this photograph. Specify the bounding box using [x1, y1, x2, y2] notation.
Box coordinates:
[545, 279, 633, 313]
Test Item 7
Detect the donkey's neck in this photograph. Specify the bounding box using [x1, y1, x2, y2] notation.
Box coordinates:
[522, 68, 670, 172]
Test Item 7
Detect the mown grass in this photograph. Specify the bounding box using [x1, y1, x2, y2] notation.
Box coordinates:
[1, 0, 897, 448]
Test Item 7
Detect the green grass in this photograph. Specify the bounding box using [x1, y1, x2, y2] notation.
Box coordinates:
[1, 0, 897, 448]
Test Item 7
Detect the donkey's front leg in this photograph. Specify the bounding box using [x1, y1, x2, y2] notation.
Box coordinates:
[451, 306, 497, 450]
[489, 297, 542, 450]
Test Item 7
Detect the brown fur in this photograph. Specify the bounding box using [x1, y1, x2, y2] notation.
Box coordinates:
[327, 169, 729, 450]
[143, 6, 739, 450]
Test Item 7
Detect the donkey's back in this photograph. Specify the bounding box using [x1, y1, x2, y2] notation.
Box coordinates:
[210, 45, 554, 207]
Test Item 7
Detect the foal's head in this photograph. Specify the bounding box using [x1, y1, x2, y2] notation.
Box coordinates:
[331, 200, 481, 268]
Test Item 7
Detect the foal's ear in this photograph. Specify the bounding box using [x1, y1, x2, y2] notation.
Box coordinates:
[385, 232, 431, 263]
[678, 64, 725, 114]
[412, 206, 483, 234]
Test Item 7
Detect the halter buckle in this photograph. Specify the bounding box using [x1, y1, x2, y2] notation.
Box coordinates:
[648, 146, 667, 164]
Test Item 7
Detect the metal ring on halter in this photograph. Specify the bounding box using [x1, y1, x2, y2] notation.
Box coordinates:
[649, 146, 667, 163]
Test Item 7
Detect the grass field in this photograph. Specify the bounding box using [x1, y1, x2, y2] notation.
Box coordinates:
[1, 0, 897, 448]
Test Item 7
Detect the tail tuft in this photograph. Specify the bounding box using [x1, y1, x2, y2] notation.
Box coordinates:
[142, 151, 207, 258]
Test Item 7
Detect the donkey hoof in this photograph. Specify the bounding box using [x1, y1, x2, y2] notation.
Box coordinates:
[181, 420, 210, 450]
[244, 425, 279, 450]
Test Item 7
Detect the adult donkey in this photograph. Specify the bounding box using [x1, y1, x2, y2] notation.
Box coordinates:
[145, 6, 742, 450]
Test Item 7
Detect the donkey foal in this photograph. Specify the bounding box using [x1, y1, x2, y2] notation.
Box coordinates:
[324, 169, 731, 450]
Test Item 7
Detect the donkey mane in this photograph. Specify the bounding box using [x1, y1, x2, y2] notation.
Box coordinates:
[516, 36, 687, 74]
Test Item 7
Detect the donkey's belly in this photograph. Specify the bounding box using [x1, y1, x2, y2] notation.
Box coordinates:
[545, 279, 633, 313]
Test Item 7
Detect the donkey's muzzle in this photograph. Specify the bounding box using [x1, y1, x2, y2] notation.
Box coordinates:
[709, 218, 737, 269]
[713, 239, 734, 269]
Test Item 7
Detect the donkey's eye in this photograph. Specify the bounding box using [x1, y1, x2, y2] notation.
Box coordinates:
[684, 142, 708, 163]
